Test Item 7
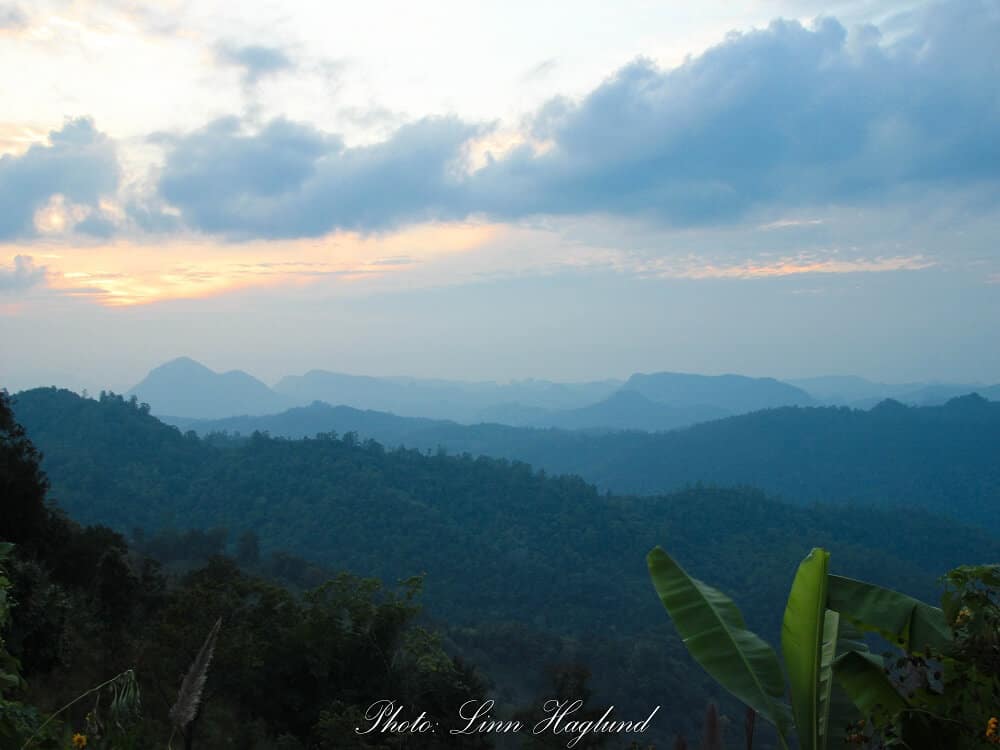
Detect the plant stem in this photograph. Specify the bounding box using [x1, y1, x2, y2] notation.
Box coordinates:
[21, 669, 133, 749]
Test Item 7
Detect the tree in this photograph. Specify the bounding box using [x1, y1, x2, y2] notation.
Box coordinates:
[0, 391, 50, 546]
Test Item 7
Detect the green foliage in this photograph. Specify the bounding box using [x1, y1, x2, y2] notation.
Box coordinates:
[0, 390, 51, 548]
[874, 564, 1000, 749]
[1, 542, 37, 746]
[0, 541, 64, 748]
[780, 548, 834, 750]
[942, 564, 1000, 673]
[1, 388, 492, 749]
[0, 542, 22, 692]
[21, 669, 142, 750]
[826, 574, 953, 654]
[650, 546, 1000, 750]
[647, 547, 792, 745]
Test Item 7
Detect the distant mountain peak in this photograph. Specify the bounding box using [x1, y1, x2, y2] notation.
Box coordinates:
[149, 357, 263, 381]
[154, 356, 214, 373]
[871, 398, 909, 412]
[622, 370, 814, 411]
[127, 357, 288, 419]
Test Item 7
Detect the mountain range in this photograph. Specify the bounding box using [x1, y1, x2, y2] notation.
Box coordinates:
[127, 356, 1000, 430]
[161, 391, 1000, 529]
[127, 357, 291, 419]
[788, 374, 1000, 408]
[11, 385, 1000, 746]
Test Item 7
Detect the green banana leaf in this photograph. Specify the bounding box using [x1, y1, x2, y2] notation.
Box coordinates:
[833, 619, 869, 657]
[817, 610, 840, 745]
[832, 649, 908, 719]
[781, 548, 833, 750]
[825, 619, 869, 748]
[647, 547, 792, 745]
[827, 575, 951, 654]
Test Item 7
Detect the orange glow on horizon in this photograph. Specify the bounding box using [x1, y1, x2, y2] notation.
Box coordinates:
[635, 254, 935, 280]
[2, 221, 499, 307]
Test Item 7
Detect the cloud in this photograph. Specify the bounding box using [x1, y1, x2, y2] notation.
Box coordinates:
[75, 213, 119, 238]
[637, 253, 935, 280]
[141, 1, 999, 238]
[216, 43, 295, 84]
[21, 222, 495, 306]
[521, 58, 558, 81]
[0, 255, 46, 292]
[157, 116, 481, 237]
[473, 3, 1000, 224]
[0, 3, 27, 30]
[0, 118, 120, 239]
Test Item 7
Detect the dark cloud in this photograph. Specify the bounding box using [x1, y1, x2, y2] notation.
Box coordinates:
[158, 116, 480, 237]
[0, 3, 27, 30]
[473, 3, 1000, 224]
[151, 1, 999, 238]
[216, 43, 295, 84]
[0, 255, 46, 293]
[0, 118, 120, 239]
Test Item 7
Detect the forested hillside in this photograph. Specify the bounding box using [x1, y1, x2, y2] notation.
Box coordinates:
[0, 391, 491, 749]
[14, 387, 1000, 630]
[157, 391, 1000, 527]
[11, 387, 1000, 746]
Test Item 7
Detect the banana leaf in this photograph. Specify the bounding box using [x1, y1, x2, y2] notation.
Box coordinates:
[647, 547, 792, 746]
[827, 575, 951, 654]
[833, 649, 908, 719]
[781, 548, 833, 750]
[825, 619, 870, 748]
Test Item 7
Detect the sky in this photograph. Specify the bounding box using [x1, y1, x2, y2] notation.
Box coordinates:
[1, 0, 998, 392]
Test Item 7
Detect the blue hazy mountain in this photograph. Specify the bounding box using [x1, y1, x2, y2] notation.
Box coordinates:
[164, 400, 447, 440]
[142, 360, 819, 427]
[893, 382, 1000, 405]
[127, 356, 290, 419]
[787, 375, 922, 404]
[622, 371, 815, 412]
[478, 390, 731, 431]
[789, 375, 1000, 407]
[130, 358, 998, 433]
[166, 391, 730, 438]
[272, 369, 622, 422]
